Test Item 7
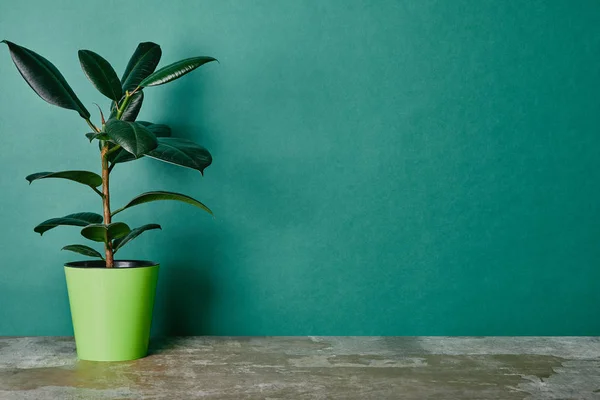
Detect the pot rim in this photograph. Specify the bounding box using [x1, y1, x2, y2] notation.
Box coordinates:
[65, 260, 158, 269]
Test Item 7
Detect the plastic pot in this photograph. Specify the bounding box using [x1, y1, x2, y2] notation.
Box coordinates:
[64, 260, 159, 361]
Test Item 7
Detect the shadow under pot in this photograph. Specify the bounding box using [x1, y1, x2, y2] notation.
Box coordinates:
[64, 260, 160, 361]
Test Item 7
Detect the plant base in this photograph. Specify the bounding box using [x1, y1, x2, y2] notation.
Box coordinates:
[64, 260, 159, 361]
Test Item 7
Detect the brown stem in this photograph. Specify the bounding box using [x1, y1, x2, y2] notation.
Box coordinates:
[101, 143, 114, 267]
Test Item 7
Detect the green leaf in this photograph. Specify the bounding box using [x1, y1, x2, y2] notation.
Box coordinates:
[108, 148, 136, 164]
[121, 42, 162, 92]
[26, 170, 102, 188]
[109, 91, 144, 121]
[112, 191, 212, 217]
[78, 50, 122, 102]
[81, 222, 131, 243]
[147, 138, 212, 174]
[86, 132, 109, 142]
[104, 119, 158, 157]
[139, 56, 217, 87]
[109, 122, 171, 164]
[34, 212, 103, 235]
[138, 121, 171, 137]
[121, 91, 144, 121]
[113, 223, 161, 253]
[62, 244, 104, 259]
[1, 40, 90, 118]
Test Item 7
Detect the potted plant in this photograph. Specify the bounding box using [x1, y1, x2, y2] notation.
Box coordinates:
[1, 40, 216, 361]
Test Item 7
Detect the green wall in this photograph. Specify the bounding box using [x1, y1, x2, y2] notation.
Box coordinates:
[1, 0, 599, 336]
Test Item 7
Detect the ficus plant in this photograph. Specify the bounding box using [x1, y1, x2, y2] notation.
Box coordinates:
[1, 41, 216, 267]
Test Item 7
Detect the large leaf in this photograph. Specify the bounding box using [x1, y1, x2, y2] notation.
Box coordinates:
[62, 244, 104, 259]
[109, 122, 171, 164]
[113, 223, 161, 253]
[139, 121, 171, 137]
[108, 148, 137, 164]
[121, 42, 162, 92]
[139, 56, 216, 87]
[26, 170, 102, 188]
[104, 119, 158, 157]
[147, 138, 212, 174]
[112, 191, 212, 216]
[34, 212, 103, 235]
[81, 222, 131, 243]
[78, 50, 122, 102]
[1, 41, 90, 118]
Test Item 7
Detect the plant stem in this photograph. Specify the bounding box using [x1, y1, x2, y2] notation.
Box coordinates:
[85, 118, 101, 133]
[91, 187, 104, 197]
[115, 92, 133, 120]
[106, 144, 122, 157]
[101, 143, 114, 268]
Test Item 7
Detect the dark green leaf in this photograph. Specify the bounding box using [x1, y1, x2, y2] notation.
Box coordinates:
[104, 119, 158, 157]
[81, 222, 131, 243]
[80, 224, 106, 242]
[62, 244, 104, 259]
[26, 170, 102, 188]
[121, 42, 162, 92]
[1, 40, 90, 118]
[112, 191, 212, 216]
[86, 132, 109, 142]
[109, 122, 171, 164]
[138, 121, 171, 137]
[34, 212, 103, 235]
[139, 56, 217, 87]
[113, 223, 161, 253]
[108, 148, 136, 164]
[120, 90, 144, 121]
[78, 50, 122, 102]
[147, 138, 212, 174]
[109, 91, 144, 121]
[109, 223, 131, 240]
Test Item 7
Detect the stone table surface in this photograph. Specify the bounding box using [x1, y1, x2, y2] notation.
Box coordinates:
[0, 337, 599, 399]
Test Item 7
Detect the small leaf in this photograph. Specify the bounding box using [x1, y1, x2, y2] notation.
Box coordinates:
[113, 224, 161, 253]
[26, 170, 102, 188]
[80, 224, 108, 242]
[78, 50, 122, 102]
[86, 132, 109, 142]
[147, 138, 212, 174]
[1, 40, 90, 118]
[112, 191, 212, 217]
[121, 42, 162, 92]
[104, 119, 158, 157]
[109, 122, 171, 164]
[34, 212, 103, 235]
[139, 56, 217, 87]
[108, 222, 131, 240]
[81, 222, 131, 243]
[62, 244, 104, 259]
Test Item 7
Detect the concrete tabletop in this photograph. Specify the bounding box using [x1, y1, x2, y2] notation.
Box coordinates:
[0, 336, 599, 399]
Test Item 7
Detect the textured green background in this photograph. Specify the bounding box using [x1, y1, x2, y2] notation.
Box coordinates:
[0, 0, 599, 336]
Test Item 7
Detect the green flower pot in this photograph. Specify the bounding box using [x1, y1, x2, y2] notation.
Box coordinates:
[64, 261, 159, 361]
